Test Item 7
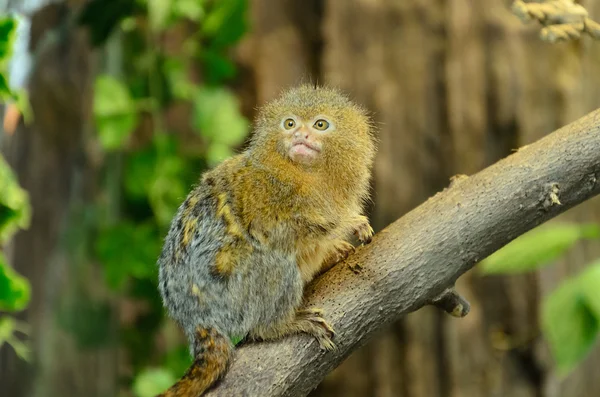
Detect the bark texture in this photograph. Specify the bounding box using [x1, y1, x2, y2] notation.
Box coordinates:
[234, 1, 600, 396]
[203, 108, 600, 396]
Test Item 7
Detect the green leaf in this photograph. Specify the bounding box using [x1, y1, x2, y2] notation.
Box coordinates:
[150, 155, 188, 226]
[542, 277, 600, 375]
[192, 87, 248, 147]
[133, 368, 177, 397]
[578, 261, 600, 318]
[202, 0, 248, 49]
[231, 334, 244, 346]
[0, 72, 10, 98]
[125, 147, 158, 199]
[0, 17, 17, 62]
[0, 155, 31, 244]
[0, 316, 30, 361]
[480, 223, 600, 275]
[95, 221, 161, 290]
[200, 50, 236, 84]
[163, 345, 193, 377]
[125, 135, 193, 225]
[144, 134, 192, 226]
[173, 0, 206, 21]
[147, 0, 172, 31]
[14, 89, 32, 124]
[93, 75, 138, 150]
[0, 253, 31, 312]
[163, 57, 197, 100]
[0, 316, 17, 343]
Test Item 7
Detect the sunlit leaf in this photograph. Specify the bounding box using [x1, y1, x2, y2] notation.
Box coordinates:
[94, 75, 138, 150]
[173, 0, 205, 21]
[0, 155, 31, 244]
[0, 316, 31, 361]
[0, 17, 17, 61]
[147, 0, 171, 31]
[0, 253, 31, 312]
[192, 87, 248, 148]
[0, 72, 10, 98]
[542, 276, 600, 375]
[231, 334, 245, 346]
[133, 368, 177, 397]
[480, 223, 600, 275]
[14, 89, 32, 124]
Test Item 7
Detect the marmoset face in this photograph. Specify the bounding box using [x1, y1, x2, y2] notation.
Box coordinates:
[251, 85, 375, 170]
[279, 115, 335, 164]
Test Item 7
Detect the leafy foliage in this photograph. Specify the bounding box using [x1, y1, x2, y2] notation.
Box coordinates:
[480, 223, 600, 274]
[0, 252, 30, 312]
[85, 0, 250, 393]
[0, 16, 16, 99]
[0, 17, 32, 359]
[481, 223, 600, 374]
[0, 105, 31, 358]
[542, 263, 600, 375]
[0, 155, 31, 244]
[0, 316, 30, 361]
[95, 221, 161, 290]
[193, 87, 249, 165]
[93, 75, 139, 150]
[0, 16, 30, 116]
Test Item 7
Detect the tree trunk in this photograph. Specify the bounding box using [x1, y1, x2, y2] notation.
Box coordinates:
[0, 3, 119, 397]
[236, 0, 600, 396]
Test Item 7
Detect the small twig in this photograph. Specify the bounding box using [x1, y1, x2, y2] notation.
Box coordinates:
[430, 287, 471, 318]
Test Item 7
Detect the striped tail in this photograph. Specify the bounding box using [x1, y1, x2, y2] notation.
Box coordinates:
[158, 327, 233, 397]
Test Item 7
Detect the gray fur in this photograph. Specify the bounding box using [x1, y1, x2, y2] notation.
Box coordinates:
[158, 181, 304, 349]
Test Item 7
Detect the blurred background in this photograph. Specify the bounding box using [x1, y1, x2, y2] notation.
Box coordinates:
[1, 0, 600, 396]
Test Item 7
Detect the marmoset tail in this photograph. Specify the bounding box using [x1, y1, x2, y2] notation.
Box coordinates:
[157, 84, 376, 396]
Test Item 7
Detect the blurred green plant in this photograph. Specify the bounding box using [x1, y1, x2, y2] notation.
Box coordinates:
[0, 16, 17, 99]
[480, 223, 600, 375]
[84, 0, 250, 394]
[0, 16, 31, 123]
[0, 15, 32, 363]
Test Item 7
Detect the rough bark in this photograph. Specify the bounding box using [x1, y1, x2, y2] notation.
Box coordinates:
[203, 107, 600, 396]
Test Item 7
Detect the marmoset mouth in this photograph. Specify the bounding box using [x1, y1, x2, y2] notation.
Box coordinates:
[292, 140, 321, 153]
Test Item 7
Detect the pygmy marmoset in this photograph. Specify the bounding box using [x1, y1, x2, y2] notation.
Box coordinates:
[157, 85, 376, 396]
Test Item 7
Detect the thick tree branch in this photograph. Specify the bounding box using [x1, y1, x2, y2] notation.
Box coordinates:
[206, 109, 600, 397]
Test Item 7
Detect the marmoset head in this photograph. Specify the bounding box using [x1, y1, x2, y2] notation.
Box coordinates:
[250, 85, 376, 172]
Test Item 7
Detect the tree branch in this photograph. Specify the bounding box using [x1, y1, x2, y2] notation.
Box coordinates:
[206, 109, 600, 397]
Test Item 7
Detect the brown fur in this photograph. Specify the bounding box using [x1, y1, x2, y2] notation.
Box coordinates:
[198, 85, 376, 283]
[157, 85, 376, 396]
[158, 327, 232, 397]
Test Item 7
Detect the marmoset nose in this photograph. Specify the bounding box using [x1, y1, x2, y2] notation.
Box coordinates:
[294, 126, 310, 139]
